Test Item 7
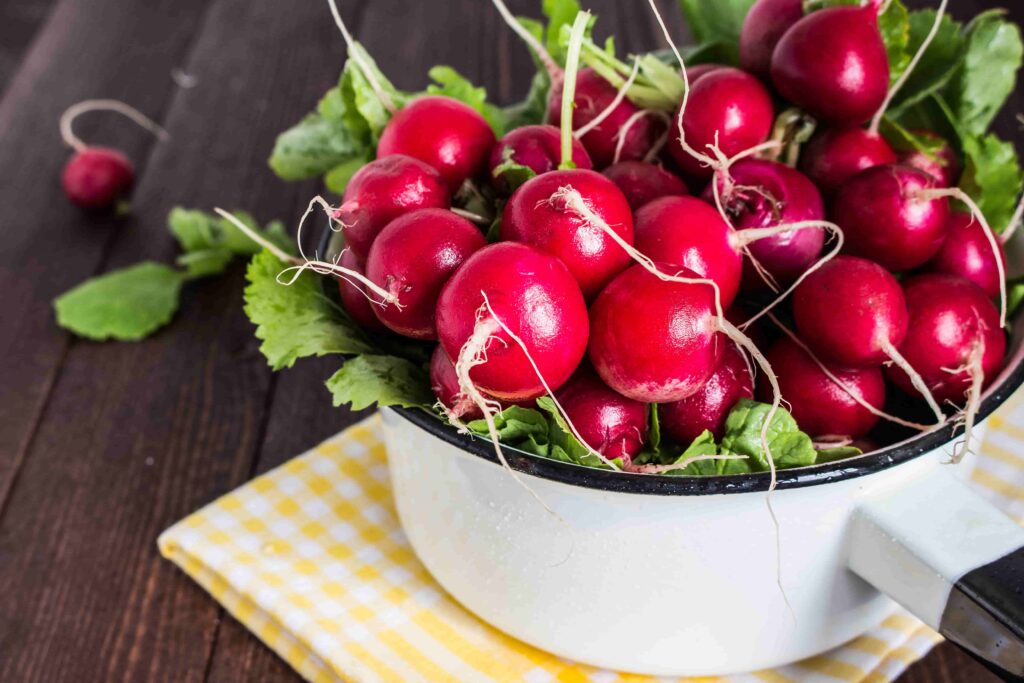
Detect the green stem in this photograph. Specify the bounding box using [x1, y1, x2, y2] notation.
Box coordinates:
[559, 12, 591, 169]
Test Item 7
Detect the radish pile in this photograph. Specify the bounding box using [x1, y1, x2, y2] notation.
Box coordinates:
[246, 0, 1024, 476]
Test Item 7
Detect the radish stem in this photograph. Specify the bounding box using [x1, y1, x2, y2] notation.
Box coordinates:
[59, 99, 168, 153]
[559, 12, 591, 169]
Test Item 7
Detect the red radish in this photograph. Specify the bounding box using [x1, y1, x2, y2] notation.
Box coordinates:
[897, 131, 959, 187]
[739, 0, 805, 78]
[554, 367, 648, 461]
[501, 169, 634, 299]
[601, 161, 688, 210]
[925, 212, 1007, 299]
[436, 242, 589, 402]
[761, 337, 886, 439]
[833, 164, 949, 271]
[365, 209, 486, 339]
[377, 95, 496, 190]
[771, 5, 889, 125]
[334, 154, 450, 259]
[687, 63, 728, 83]
[337, 250, 387, 333]
[661, 340, 754, 443]
[668, 67, 774, 179]
[799, 127, 897, 196]
[489, 124, 591, 192]
[431, 345, 482, 419]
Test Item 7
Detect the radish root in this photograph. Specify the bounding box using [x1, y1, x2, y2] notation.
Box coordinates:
[326, 0, 397, 114]
[575, 57, 640, 140]
[881, 338, 945, 423]
[949, 337, 985, 464]
[59, 99, 168, 153]
[613, 109, 672, 165]
[488, 0, 564, 86]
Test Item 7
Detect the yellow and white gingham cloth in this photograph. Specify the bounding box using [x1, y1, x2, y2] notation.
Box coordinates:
[159, 393, 1024, 683]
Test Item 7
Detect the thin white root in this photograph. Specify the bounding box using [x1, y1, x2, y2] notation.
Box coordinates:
[295, 195, 350, 265]
[869, 0, 948, 135]
[451, 207, 489, 225]
[949, 338, 985, 464]
[613, 109, 671, 165]
[637, 454, 749, 474]
[813, 437, 854, 449]
[59, 99, 168, 153]
[559, 12, 591, 168]
[575, 58, 640, 140]
[1002, 191, 1024, 245]
[326, 0, 397, 114]
[881, 338, 946, 423]
[489, 0, 564, 85]
[214, 208, 298, 265]
[641, 115, 673, 164]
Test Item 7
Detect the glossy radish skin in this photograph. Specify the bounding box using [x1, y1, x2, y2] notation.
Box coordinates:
[687, 63, 729, 83]
[833, 164, 949, 271]
[436, 242, 589, 401]
[885, 274, 1006, 403]
[633, 196, 742, 308]
[771, 6, 889, 125]
[61, 148, 134, 209]
[336, 154, 450, 259]
[377, 96, 496, 190]
[555, 367, 648, 461]
[337, 250, 388, 333]
[489, 124, 591, 193]
[501, 169, 634, 299]
[601, 161, 688, 210]
[793, 255, 908, 366]
[705, 159, 825, 288]
[661, 341, 753, 443]
[588, 264, 722, 402]
[669, 68, 774, 179]
[548, 68, 659, 168]
[739, 0, 805, 78]
[366, 209, 486, 339]
[761, 337, 886, 439]
[898, 131, 959, 187]
[799, 127, 897, 196]
[925, 212, 1007, 299]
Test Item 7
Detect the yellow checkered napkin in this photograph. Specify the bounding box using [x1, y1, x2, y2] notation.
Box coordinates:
[159, 393, 1024, 683]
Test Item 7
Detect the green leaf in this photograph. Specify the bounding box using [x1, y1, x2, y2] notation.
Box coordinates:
[467, 405, 551, 443]
[880, 116, 948, 155]
[960, 133, 1024, 232]
[543, 0, 583, 65]
[427, 66, 505, 135]
[668, 430, 724, 475]
[168, 208, 291, 258]
[719, 399, 817, 471]
[325, 354, 432, 410]
[894, 93, 963, 150]
[491, 146, 537, 193]
[176, 249, 234, 279]
[535, 397, 622, 469]
[54, 262, 186, 341]
[243, 250, 373, 370]
[889, 9, 965, 111]
[339, 45, 405, 140]
[501, 69, 551, 130]
[815, 446, 863, 464]
[1007, 278, 1024, 317]
[268, 109, 363, 181]
[878, 0, 910, 83]
[678, 0, 756, 48]
[324, 155, 372, 195]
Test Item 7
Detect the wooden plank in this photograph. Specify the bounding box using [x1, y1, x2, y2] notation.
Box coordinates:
[0, 0, 58, 95]
[900, 641, 1000, 683]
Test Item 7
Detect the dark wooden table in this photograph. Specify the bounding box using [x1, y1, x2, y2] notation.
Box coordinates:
[0, 1, 1018, 681]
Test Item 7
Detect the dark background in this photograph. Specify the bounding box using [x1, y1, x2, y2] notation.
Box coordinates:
[0, 1, 1019, 681]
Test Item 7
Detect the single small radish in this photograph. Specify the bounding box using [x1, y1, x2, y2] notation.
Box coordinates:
[661, 340, 753, 443]
[501, 169, 634, 299]
[668, 67, 774, 179]
[337, 250, 387, 333]
[925, 212, 1007, 299]
[431, 345, 482, 419]
[687, 63, 729, 83]
[554, 367, 648, 461]
[366, 209, 486, 339]
[739, 0, 805, 78]
[833, 164, 949, 271]
[771, 5, 889, 125]
[436, 242, 589, 401]
[601, 160, 688, 210]
[377, 95, 496, 190]
[799, 127, 897, 196]
[334, 154, 450, 259]
[489, 124, 591, 193]
[761, 336, 886, 439]
[897, 131, 959, 187]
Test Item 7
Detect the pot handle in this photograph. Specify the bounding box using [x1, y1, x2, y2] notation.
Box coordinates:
[848, 467, 1024, 680]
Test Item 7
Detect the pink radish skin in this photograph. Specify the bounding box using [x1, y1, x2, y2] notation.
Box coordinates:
[548, 68, 660, 168]
[436, 242, 589, 401]
[833, 164, 949, 271]
[337, 250, 388, 333]
[668, 67, 774, 179]
[366, 209, 486, 340]
[771, 6, 889, 125]
[377, 96, 496, 190]
[554, 367, 648, 461]
[633, 196, 742, 308]
[761, 337, 886, 439]
[799, 128, 897, 196]
[489, 124, 591, 193]
[588, 263, 722, 403]
[687, 63, 729, 83]
[704, 159, 825, 288]
[885, 274, 1006, 404]
[925, 212, 1007, 299]
[661, 341, 754, 443]
[61, 148, 134, 209]
[501, 169, 634, 299]
[793, 255, 908, 367]
[739, 0, 805, 78]
[601, 161, 688, 210]
[335, 154, 450, 259]
[897, 131, 959, 187]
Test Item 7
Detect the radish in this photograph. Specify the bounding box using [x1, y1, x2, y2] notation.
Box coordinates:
[333, 154, 450, 259]
[761, 336, 886, 440]
[661, 340, 754, 443]
[799, 127, 897, 196]
[687, 63, 728, 83]
[377, 95, 496, 190]
[500, 169, 634, 299]
[832, 164, 949, 271]
[601, 160, 688, 210]
[489, 124, 591, 193]
[554, 367, 648, 461]
[925, 212, 1007, 299]
[897, 131, 959, 187]
[59, 99, 168, 209]
[365, 208, 486, 339]
[770, 5, 889, 125]
[337, 250, 387, 333]
[430, 345, 483, 420]
[739, 0, 805, 79]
